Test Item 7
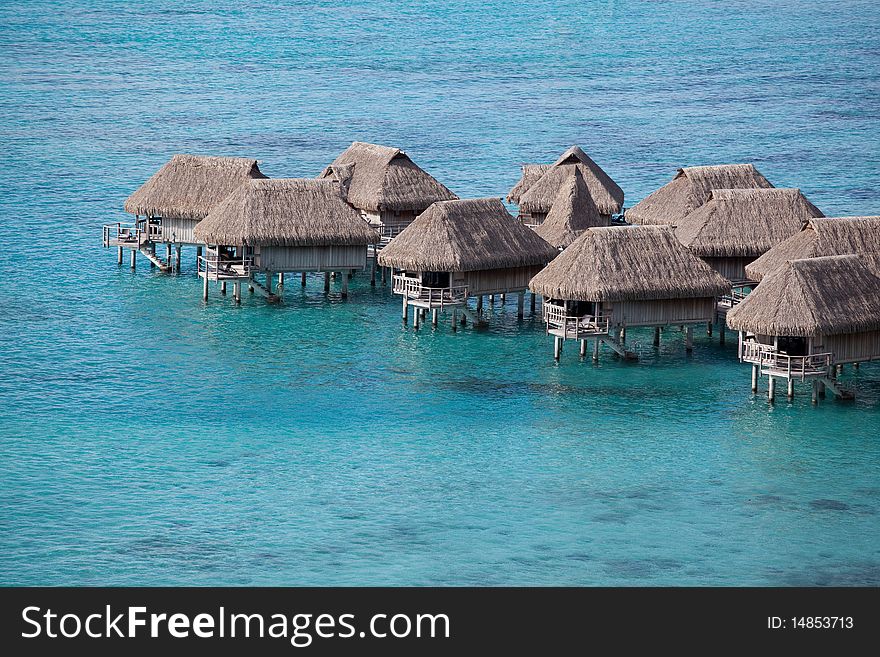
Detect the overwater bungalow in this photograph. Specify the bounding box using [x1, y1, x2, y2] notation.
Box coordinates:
[377, 198, 558, 328]
[528, 225, 731, 360]
[625, 163, 773, 226]
[516, 145, 624, 226]
[192, 179, 380, 303]
[507, 164, 551, 206]
[319, 141, 457, 243]
[745, 216, 880, 283]
[675, 188, 823, 282]
[104, 154, 266, 271]
[726, 254, 880, 403]
[533, 167, 607, 249]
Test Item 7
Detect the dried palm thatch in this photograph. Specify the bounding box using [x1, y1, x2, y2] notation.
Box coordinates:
[745, 216, 880, 281]
[675, 188, 824, 257]
[319, 141, 457, 212]
[534, 167, 607, 248]
[377, 198, 558, 272]
[529, 225, 731, 301]
[727, 255, 880, 336]
[626, 164, 773, 226]
[518, 146, 624, 216]
[124, 154, 266, 220]
[507, 164, 551, 204]
[193, 179, 380, 247]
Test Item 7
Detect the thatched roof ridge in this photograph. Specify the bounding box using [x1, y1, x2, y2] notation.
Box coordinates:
[626, 163, 773, 226]
[528, 225, 731, 301]
[518, 146, 624, 216]
[675, 188, 824, 257]
[726, 254, 880, 337]
[745, 216, 880, 281]
[377, 198, 558, 272]
[507, 164, 551, 204]
[193, 179, 380, 247]
[319, 141, 457, 212]
[534, 167, 607, 248]
[124, 154, 266, 220]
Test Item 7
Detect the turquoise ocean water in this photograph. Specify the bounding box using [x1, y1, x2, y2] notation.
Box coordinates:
[1, 0, 879, 585]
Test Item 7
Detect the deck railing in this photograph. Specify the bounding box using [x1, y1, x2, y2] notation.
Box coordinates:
[198, 254, 254, 281]
[543, 302, 610, 338]
[718, 286, 752, 310]
[392, 275, 468, 307]
[102, 220, 162, 247]
[740, 342, 832, 380]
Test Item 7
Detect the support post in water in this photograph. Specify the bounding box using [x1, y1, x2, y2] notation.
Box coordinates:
[787, 378, 794, 401]
[751, 364, 758, 392]
[685, 325, 693, 352]
[220, 280, 227, 295]
[130, 249, 136, 270]
[593, 338, 600, 362]
[580, 339, 587, 358]
[324, 271, 331, 293]
[203, 271, 209, 302]
[233, 281, 241, 304]
[653, 326, 660, 347]
[432, 308, 438, 328]
[117, 246, 123, 265]
[554, 336, 562, 361]
[517, 292, 524, 320]
[301, 272, 307, 287]
[402, 297, 408, 324]
[768, 376, 776, 403]
[341, 271, 349, 298]
[530, 292, 536, 314]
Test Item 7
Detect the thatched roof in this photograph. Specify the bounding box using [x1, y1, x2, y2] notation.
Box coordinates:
[193, 179, 380, 247]
[518, 146, 624, 216]
[529, 225, 731, 301]
[377, 198, 558, 272]
[507, 164, 551, 204]
[124, 154, 266, 220]
[534, 167, 607, 248]
[319, 141, 457, 212]
[675, 188, 824, 257]
[726, 255, 880, 337]
[745, 216, 880, 281]
[626, 164, 773, 226]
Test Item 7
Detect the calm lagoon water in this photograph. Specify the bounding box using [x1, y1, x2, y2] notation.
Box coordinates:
[1, 0, 879, 585]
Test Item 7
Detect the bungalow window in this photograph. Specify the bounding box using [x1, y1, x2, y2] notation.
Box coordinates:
[422, 271, 450, 288]
[566, 300, 597, 317]
[777, 336, 807, 356]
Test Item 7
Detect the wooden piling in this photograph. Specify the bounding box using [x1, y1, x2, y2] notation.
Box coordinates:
[653, 326, 660, 347]
[265, 271, 273, 294]
[341, 271, 349, 298]
[117, 246, 123, 265]
[451, 309, 457, 332]
[476, 296, 483, 313]
[707, 321, 713, 337]
[382, 266, 388, 286]
[278, 272, 284, 287]
[811, 380, 819, 404]
[196, 245, 202, 266]
[220, 280, 227, 295]
[517, 292, 525, 319]
[324, 271, 331, 293]
[768, 376, 776, 403]
[414, 306, 420, 329]
[530, 292, 536, 314]
[130, 249, 136, 270]
[579, 339, 587, 358]
[685, 326, 693, 352]
[233, 280, 241, 304]
[402, 297, 408, 324]
[620, 326, 626, 344]
[554, 336, 562, 361]
[787, 378, 794, 400]
[432, 308, 438, 328]
[300, 272, 306, 287]
[202, 271, 209, 301]
[719, 324, 726, 345]
[593, 338, 600, 362]
[175, 245, 182, 273]
[500, 293, 506, 304]
[751, 364, 758, 392]
[370, 258, 376, 287]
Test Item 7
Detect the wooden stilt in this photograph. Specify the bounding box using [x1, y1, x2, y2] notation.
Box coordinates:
[490, 294, 495, 306]
[382, 266, 388, 286]
[220, 280, 227, 295]
[202, 271, 209, 301]
[836, 363, 843, 375]
[117, 246, 123, 265]
[265, 271, 273, 294]
[414, 306, 420, 329]
[787, 378, 794, 400]
[719, 324, 726, 345]
[341, 271, 349, 298]
[451, 309, 457, 332]
[593, 338, 600, 362]
[301, 272, 307, 286]
[278, 272, 284, 287]
[530, 292, 536, 314]
[580, 339, 587, 358]
[166, 243, 172, 268]
[653, 326, 660, 347]
[432, 308, 438, 328]
[248, 282, 254, 294]
[476, 296, 483, 313]
[175, 245, 182, 273]
[620, 326, 626, 344]
[130, 249, 136, 269]
[402, 297, 408, 324]
[500, 293, 506, 304]
[370, 258, 376, 287]
[685, 326, 693, 352]
[854, 361, 860, 370]
[517, 292, 524, 319]
[233, 281, 241, 304]
[819, 379, 826, 399]
[768, 376, 776, 403]
[324, 271, 331, 293]
[811, 380, 819, 404]
[751, 364, 758, 392]
[554, 336, 562, 361]
[707, 321, 713, 337]
[196, 245, 202, 267]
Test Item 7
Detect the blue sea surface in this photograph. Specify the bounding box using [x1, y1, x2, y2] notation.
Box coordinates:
[1, 0, 879, 585]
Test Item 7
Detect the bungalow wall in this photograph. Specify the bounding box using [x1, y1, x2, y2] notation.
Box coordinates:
[814, 331, 880, 364]
[160, 217, 201, 244]
[609, 297, 716, 328]
[256, 245, 368, 272]
[361, 209, 420, 235]
[701, 256, 756, 283]
[456, 265, 547, 296]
